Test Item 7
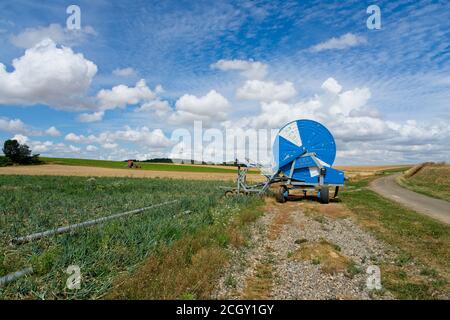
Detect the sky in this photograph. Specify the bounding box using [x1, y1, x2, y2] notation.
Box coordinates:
[0, 0, 449, 165]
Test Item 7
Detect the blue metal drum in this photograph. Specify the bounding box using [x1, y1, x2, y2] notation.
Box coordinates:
[272, 119, 345, 185]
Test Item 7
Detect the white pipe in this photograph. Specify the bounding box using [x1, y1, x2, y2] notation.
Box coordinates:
[11, 200, 179, 245]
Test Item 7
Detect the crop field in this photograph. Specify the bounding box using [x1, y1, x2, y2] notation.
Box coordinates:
[397, 163, 450, 201]
[40, 157, 252, 174]
[0, 175, 262, 299]
[0, 159, 409, 183]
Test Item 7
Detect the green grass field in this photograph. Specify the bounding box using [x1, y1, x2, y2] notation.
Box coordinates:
[40, 157, 253, 174]
[0, 175, 262, 299]
[397, 164, 450, 201]
[341, 177, 450, 299]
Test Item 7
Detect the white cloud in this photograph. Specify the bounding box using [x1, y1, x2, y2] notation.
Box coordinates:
[236, 80, 296, 102]
[175, 90, 229, 116]
[64, 133, 78, 142]
[331, 115, 394, 141]
[66, 132, 111, 147]
[330, 87, 371, 116]
[250, 101, 295, 128]
[24, 139, 72, 155]
[28, 140, 55, 153]
[211, 59, 268, 79]
[237, 99, 321, 129]
[69, 145, 81, 152]
[86, 145, 98, 152]
[310, 33, 367, 52]
[155, 85, 164, 94]
[0, 117, 27, 134]
[10, 24, 96, 48]
[1, 117, 62, 137]
[321, 77, 342, 94]
[77, 111, 105, 123]
[65, 127, 174, 149]
[101, 142, 118, 149]
[0, 38, 164, 120]
[45, 126, 61, 136]
[225, 77, 450, 165]
[114, 127, 174, 148]
[135, 100, 172, 117]
[97, 79, 157, 110]
[112, 67, 136, 77]
[12, 134, 29, 144]
[65, 132, 89, 143]
[170, 90, 230, 125]
[388, 120, 449, 144]
[0, 38, 97, 109]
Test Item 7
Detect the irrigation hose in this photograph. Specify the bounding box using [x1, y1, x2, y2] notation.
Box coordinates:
[1, 203, 195, 288]
[10, 200, 179, 245]
[0, 267, 33, 287]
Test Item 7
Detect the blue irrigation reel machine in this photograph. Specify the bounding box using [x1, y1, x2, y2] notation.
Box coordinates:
[224, 119, 345, 204]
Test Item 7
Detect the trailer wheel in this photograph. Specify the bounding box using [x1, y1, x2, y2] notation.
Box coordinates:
[319, 188, 329, 204]
[275, 186, 288, 203]
[225, 190, 234, 197]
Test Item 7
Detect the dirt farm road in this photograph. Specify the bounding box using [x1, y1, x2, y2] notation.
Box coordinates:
[370, 173, 450, 225]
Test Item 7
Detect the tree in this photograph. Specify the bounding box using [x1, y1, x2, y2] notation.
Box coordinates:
[2, 139, 40, 164]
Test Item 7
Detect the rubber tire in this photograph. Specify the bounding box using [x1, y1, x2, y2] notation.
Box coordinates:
[225, 190, 234, 197]
[319, 188, 329, 204]
[275, 186, 288, 203]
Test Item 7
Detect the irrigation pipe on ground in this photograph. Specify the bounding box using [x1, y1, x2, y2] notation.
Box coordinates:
[0, 267, 33, 286]
[11, 200, 179, 245]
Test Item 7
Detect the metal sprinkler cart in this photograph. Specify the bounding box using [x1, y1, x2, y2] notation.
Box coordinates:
[223, 119, 345, 204]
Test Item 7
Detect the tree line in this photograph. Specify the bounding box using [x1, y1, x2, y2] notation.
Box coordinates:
[1, 139, 41, 166]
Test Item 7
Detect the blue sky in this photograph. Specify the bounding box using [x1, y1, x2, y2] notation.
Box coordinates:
[0, 0, 449, 164]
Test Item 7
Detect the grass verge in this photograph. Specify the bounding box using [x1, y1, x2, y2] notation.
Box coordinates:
[396, 164, 450, 202]
[341, 176, 450, 299]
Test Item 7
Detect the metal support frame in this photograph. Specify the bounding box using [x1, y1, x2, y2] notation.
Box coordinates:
[287, 159, 296, 185]
[222, 153, 343, 199]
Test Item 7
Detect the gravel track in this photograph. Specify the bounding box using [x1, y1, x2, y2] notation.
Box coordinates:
[216, 199, 395, 300]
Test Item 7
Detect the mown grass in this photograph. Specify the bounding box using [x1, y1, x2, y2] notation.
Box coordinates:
[341, 176, 450, 299]
[0, 175, 263, 299]
[40, 157, 254, 174]
[397, 164, 450, 201]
